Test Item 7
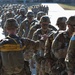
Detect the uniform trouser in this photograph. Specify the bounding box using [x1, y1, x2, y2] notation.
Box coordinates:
[1, 61, 31, 75]
[36, 61, 45, 75]
[1, 68, 26, 75]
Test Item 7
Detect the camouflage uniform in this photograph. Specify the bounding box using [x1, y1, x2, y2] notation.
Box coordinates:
[65, 33, 75, 75]
[0, 18, 39, 75]
[65, 16, 75, 75]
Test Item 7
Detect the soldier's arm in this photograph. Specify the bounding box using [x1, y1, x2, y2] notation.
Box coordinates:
[22, 38, 39, 52]
[45, 34, 53, 54]
[65, 34, 75, 75]
[27, 26, 35, 39]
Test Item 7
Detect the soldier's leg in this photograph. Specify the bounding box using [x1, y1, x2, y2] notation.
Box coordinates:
[40, 60, 45, 75]
[36, 63, 41, 75]
[14, 61, 31, 75]
[24, 61, 31, 75]
[1, 69, 11, 75]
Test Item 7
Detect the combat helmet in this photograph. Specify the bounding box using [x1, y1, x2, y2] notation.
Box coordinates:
[36, 11, 46, 20]
[67, 16, 75, 25]
[4, 18, 18, 29]
[19, 8, 25, 12]
[56, 17, 67, 25]
[26, 11, 34, 17]
[40, 15, 51, 23]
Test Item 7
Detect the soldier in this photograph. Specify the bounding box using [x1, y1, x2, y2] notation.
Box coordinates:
[16, 8, 26, 25]
[44, 16, 67, 75]
[4, 8, 15, 21]
[51, 16, 75, 75]
[65, 17, 75, 75]
[32, 15, 54, 75]
[65, 33, 75, 75]
[18, 11, 37, 37]
[0, 18, 39, 75]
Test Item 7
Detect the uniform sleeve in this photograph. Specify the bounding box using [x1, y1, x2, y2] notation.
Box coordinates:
[44, 36, 53, 59]
[27, 26, 35, 39]
[65, 35, 75, 72]
[22, 38, 39, 51]
[45, 35, 53, 54]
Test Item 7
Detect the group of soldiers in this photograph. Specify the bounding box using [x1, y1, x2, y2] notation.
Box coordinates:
[31, 5, 49, 17]
[0, 3, 75, 75]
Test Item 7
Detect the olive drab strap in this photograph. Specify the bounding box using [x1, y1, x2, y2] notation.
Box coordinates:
[6, 36, 18, 44]
[6, 36, 26, 50]
[0, 36, 26, 52]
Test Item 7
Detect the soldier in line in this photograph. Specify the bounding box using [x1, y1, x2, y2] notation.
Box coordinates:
[65, 33, 75, 75]
[51, 16, 75, 75]
[31, 5, 49, 17]
[32, 15, 54, 75]
[18, 11, 37, 38]
[16, 8, 26, 25]
[65, 16, 75, 75]
[44, 16, 67, 75]
[0, 18, 39, 75]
